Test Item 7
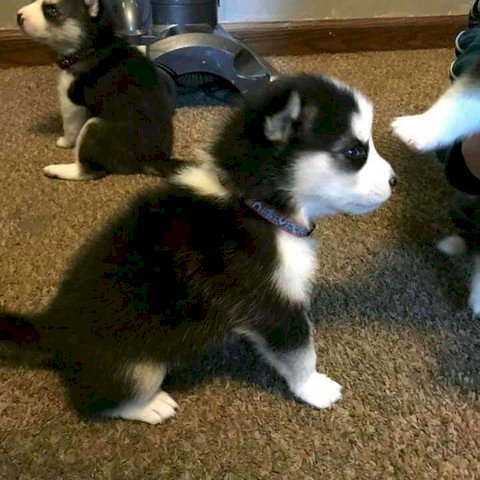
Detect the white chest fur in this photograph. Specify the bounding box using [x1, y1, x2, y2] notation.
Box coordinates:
[273, 231, 317, 304]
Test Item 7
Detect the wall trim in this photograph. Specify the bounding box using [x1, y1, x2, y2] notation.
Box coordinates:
[0, 15, 466, 67]
[227, 15, 466, 56]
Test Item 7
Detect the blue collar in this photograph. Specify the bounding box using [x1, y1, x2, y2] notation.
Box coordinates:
[244, 199, 316, 238]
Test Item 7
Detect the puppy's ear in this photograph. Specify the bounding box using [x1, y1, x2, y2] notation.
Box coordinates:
[264, 90, 302, 143]
[84, 0, 100, 17]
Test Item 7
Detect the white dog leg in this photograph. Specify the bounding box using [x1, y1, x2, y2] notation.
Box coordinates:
[56, 70, 88, 149]
[392, 77, 480, 152]
[238, 328, 342, 409]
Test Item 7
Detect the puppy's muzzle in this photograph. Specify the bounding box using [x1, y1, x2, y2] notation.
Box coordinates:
[389, 175, 397, 188]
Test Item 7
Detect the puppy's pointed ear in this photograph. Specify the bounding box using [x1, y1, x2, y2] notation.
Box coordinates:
[264, 90, 302, 143]
[84, 0, 100, 17]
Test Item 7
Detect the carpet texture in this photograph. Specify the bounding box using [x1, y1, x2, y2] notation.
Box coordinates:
[1, 50, 479, 479]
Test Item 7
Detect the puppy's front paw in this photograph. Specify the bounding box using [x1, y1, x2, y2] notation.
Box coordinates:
[56, 136, 76, 149]
[391, 114, 441, 152]
[294, 372, 342, 409]
[116, 391, 178, 425]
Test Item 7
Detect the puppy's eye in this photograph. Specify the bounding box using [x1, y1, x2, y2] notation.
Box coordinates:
[43, 4, 59, 19]
[344, 144, 368, 162]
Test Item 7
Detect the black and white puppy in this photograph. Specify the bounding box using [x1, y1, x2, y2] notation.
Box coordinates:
[392, 64, 480, 315]
[0, 75, 395, 423]
[17, 0, 176, 180]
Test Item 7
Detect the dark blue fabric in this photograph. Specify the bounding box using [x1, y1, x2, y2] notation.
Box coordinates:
[437, 12, 480, 194]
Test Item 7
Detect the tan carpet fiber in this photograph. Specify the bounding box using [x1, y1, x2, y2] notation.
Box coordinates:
[1, 50, 479, 479]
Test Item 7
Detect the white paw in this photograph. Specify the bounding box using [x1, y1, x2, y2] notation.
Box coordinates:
[118, 391, 178, 425]
[391, 114, 442, 152]
[437, 235, 467, 256]
[56, 136, 76, 149]
[43, 163, 104, 181]
[293, 372, 342, 409]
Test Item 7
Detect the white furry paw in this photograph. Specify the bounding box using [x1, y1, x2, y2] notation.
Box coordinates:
[293, 372, 342, 409]
[437, 235, 467, 256]
[118, 391, 178, 425]
[391, 114, 442, 152]
[44, 163, 104, 181]
[56, 136, 76, 149]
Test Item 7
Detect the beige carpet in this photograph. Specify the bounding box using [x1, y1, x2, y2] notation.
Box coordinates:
[0, 49, 479, 479]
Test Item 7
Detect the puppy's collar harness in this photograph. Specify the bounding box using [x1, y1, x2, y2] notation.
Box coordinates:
[244, 199, 315, 238]
[56, 48, 96, 70]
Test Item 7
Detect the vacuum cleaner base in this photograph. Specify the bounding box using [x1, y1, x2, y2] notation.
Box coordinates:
[142, 24, 278, 99]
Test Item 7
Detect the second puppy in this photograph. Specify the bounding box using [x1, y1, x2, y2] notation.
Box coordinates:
[17, 0, 176, 180]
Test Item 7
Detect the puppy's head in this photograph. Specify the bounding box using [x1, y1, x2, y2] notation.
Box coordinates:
[17, 0, 103, 54]
[215, 75, 396, 220]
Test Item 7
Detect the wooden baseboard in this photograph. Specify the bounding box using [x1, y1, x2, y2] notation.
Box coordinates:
[0, 15, 466, 68]
[0, 30, 54, 67]
[228, 15, 467, 56]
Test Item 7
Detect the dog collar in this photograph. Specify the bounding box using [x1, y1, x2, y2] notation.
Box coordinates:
[244, 199, 315, 238]
[56, 49, 96, 70]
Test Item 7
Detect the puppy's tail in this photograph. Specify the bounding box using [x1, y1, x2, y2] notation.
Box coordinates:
[0, 311, 44, 351]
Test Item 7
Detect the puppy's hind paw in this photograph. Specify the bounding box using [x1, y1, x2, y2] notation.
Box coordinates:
[44, 163, 105, 181]
[56, 136, 76, 149]
[391, 114, 442, 152]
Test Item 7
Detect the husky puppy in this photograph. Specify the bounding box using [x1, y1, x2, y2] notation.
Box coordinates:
[17, 0, 176, 180]
[0, 75, 396, 423]
[392, 64, 480, 314]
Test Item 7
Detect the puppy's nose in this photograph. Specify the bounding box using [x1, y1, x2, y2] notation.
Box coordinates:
[389, 175, 397, 188]
[17, 13, 25, 26]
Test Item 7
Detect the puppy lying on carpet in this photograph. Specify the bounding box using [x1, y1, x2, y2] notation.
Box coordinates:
[0, 75, 395, 423]
[392, 63, 480, 315]
[17, 0, 176, 180]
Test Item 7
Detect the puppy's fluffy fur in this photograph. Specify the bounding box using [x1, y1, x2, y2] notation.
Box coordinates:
[392, 63, 480, 315]
[17, 0, 176, 180]
[0, 75, 395, 423]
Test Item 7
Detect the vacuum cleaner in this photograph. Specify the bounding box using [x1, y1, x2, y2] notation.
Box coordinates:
[108, 0, 278, 100]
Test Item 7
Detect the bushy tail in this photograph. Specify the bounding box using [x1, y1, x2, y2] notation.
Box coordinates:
[0, 311, 42, 349]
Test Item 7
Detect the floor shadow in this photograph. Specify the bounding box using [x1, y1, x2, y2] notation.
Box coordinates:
[29, 113, 62, 136]
[163, 334, 294, 402]
[309, 245, 479, 396]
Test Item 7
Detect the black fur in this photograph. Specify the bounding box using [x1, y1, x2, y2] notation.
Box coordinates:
[69, 38, 176, 175]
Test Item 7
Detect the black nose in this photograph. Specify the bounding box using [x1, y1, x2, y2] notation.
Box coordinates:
[17, 13, 24, 26]
[389, 175, 397, 188]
